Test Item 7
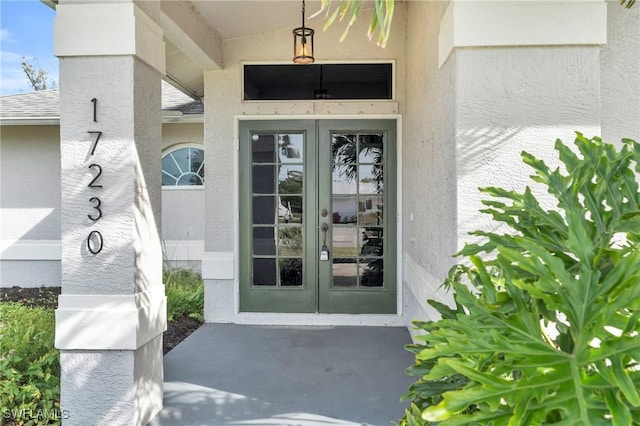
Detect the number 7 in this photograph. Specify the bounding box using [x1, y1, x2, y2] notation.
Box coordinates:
[87, 131, 102, 156]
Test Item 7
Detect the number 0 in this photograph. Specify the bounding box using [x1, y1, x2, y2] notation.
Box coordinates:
[87, 230, 103, 254]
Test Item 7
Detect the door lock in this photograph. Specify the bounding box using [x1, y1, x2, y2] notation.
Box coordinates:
[320, 222, 329, 261]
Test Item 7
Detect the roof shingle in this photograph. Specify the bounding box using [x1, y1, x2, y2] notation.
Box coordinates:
[0, 81, 203, 119]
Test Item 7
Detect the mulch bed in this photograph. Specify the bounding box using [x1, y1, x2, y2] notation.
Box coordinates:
[0, 286, 202, 355]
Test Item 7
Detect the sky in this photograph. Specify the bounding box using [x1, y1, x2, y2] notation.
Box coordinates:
[0, 0, 57, 96]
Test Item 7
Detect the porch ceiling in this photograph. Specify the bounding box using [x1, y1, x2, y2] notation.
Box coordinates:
[192, 0, 324, 39]
[163, 0, 325, 100]
[46, 0, 365, 100]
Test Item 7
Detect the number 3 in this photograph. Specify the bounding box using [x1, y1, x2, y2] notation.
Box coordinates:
[88, 197, 102, 221]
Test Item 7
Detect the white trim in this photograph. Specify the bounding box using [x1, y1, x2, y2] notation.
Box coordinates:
[162, 186, 205, 191]
[0, 240, 61, 260]
[202, 252, 235, 280]
[439, 0, 607, 67]
[225, 313, 405, 327]
[162, 240, 204, 262]
[395, 116, 403, 316]
[55, 286, 166, 350]
[0, 114, 204, 126]
[227, 114, 403, 321]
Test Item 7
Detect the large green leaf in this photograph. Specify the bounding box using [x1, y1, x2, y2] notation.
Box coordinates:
[401, 135, 640, 425]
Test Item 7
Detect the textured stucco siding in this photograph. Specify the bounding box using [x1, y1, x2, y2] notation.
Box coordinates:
[402, 0, 457, 327]
[0, 126, 62, 287]
[0, 125, 61, 240]
[456, 46, 602, 250]
[160, 123, 205, 269]
[601, 0, 640, 143]
[0, 120, 204, 287]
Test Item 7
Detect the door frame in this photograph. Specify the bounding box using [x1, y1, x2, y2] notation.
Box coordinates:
[232, 115, 404, 323]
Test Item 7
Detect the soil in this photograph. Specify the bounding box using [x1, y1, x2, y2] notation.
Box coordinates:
[0, 286, 202, 355]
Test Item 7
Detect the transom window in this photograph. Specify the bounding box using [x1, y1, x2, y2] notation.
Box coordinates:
[243, 63, 393, 101]
[162, 146, 204, 186]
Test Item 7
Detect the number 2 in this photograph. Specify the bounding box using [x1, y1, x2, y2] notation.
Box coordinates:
[88, 164, 103, 188]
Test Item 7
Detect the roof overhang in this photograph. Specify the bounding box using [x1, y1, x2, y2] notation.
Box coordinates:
[43, 0, 330, 100]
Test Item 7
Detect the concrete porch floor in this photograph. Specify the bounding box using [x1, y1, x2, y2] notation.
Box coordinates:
[149, 324, 415, 426]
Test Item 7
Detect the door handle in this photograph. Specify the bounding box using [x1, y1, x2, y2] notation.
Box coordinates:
[320, 222, 329, 261]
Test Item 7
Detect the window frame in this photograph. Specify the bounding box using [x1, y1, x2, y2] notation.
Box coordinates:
[161, 143, 205, 189]
[241, 60, 396, 103]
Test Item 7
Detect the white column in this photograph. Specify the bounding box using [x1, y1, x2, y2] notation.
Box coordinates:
[53, 2, 166, 425]
[439, 1, 606, 250]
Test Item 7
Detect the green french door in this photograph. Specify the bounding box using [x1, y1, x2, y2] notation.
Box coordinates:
[239, 120, 396, 314]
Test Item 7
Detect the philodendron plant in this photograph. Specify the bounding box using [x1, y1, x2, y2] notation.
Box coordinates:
[401, 134, 640, 425]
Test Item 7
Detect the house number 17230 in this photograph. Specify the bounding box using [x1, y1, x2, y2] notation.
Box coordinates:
[86, 98, 103, 255]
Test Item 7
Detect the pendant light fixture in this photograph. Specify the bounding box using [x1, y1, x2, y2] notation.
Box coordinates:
[293, 0, 314, 64]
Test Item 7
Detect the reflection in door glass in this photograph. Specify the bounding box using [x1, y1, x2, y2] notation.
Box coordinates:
[332, 227, 358, 257]
[359, 164, 383, 193]
[278, 165, 303, 194]
[279, 227, 303, 256]
[358, 134, 383, 163]
[280, 258, 303, 286]
[358, 196, 383, 225]
[360, 228, 383, 256]
[361, 259, 383, 287]
[279, 134, 304, 163]
[332, 196, 357, 224]
[251, 132, 305, 288]
[332, 258, 357, 287]
[330, 131, 385, 289]
[332, 164, 358, 194]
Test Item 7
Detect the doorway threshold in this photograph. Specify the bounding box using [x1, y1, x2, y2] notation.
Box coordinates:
[216, 312, 406, 327]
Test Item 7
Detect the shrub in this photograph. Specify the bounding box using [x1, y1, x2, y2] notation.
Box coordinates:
[164, 268, 204, 322]
[401, 134, 640, 424]
[0, 303, 60, 425]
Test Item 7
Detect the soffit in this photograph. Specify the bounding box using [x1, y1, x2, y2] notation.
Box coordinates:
[164, 0, 327, 99]
[191, 0, 324, 39]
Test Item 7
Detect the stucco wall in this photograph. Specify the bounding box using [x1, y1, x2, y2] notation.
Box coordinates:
[0, 121, 204, 287]
[402, 0, 458, 327]
[0, 126, 62, 287]
[0, 125, 61, 240]
[456, 46, 602, 250]
[601, 0, 640, 143]
[160, 123, 205, 270]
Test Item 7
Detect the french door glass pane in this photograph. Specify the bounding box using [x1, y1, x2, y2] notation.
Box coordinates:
[253, 135, 276, 163]
[280, 258, 303, 286]
[251, 132, 304, 288]
[253, 165, 276, 193]
[253, 227, 275, 255]
[332, 259, 357, 287]
[253, 196, 275, 224]
[253, 258, 276, 286]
